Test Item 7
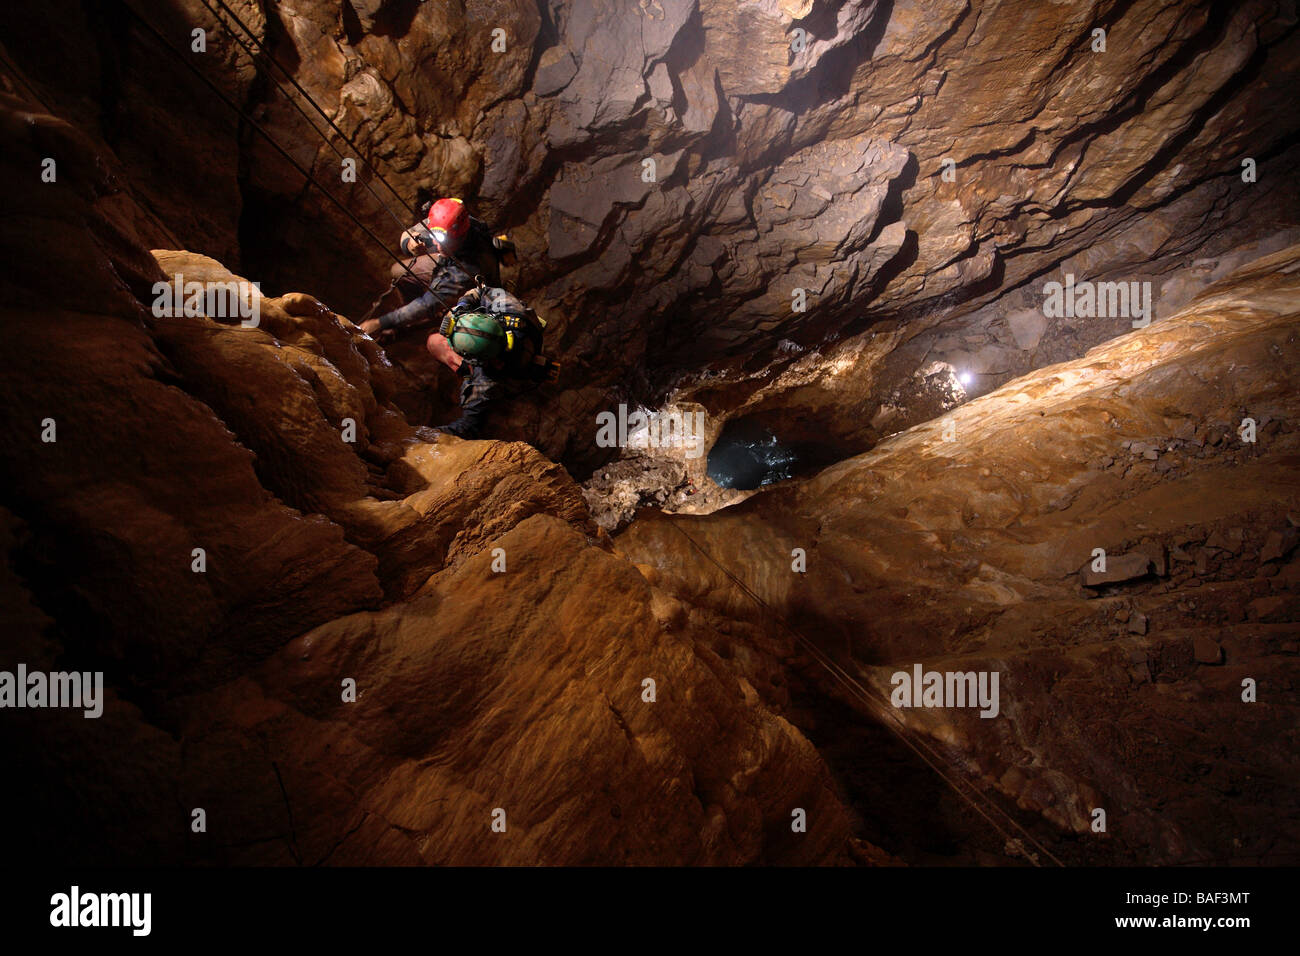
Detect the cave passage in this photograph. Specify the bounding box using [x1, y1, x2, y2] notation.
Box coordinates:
[706, 416, 847, 489]
[707, 418, 798, 489]
[5, 0, 1300, 881]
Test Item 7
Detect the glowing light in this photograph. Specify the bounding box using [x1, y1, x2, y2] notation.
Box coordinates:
[959, 372, 973, 386]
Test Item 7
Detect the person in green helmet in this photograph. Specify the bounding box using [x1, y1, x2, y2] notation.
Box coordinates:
[430, 284, 560, 438]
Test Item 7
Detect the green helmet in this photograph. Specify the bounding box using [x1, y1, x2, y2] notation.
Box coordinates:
[447, 311, 507, 360]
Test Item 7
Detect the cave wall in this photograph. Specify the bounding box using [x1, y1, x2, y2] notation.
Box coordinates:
[4, 0, 1298, 467]
[2, 0, 1299, 868]
[620, 244, 1300, 864]
[0, 98, 870, 865]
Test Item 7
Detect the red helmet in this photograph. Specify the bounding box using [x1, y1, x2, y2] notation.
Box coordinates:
[426, 198, 470, 253]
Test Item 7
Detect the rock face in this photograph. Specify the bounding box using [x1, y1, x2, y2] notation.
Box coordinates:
[0, 101, 867, 865]
[2, 1, 1299, 868]
[620, 245, 1300, 864]
[5, 0, 1299, 466]
[1081, 552, 1153, 588]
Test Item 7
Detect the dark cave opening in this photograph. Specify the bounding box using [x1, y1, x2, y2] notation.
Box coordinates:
[706, 415, 847, 489]
[3, 0, 1300, 882]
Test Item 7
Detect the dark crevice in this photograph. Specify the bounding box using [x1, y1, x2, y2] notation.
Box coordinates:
[1043, 2, 1250, 189]
[369, 0, 423, 39]
[340, 0, 364, 46]
[742, 0, 895, 116]
[1060, 33, 1280, 214]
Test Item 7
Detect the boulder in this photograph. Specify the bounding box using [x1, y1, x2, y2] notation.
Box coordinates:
[1081, 552, 1153, 587]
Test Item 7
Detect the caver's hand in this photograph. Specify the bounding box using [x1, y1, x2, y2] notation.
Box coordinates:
[401, 228, 431, 256]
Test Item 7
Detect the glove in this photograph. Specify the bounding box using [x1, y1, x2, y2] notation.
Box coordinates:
[401, 225, 434, 256]
[451, 288, 481, 316]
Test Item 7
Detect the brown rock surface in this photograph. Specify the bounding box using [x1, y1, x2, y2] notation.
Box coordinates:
[2, 0, 1299, 870]
[1082, 552, 1153, 588]
[619, 246, 1300, 864]
[0, 97, 864, 865]
[5, 0, 1298, 466]
[1193, 635, 1224, 665]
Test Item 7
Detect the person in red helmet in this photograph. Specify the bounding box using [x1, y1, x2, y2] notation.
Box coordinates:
[421, 197, 472, 255]
[358, 197, 515, 336]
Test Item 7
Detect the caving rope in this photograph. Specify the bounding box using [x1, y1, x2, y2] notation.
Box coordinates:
[14, 4, 1280, 873]
[204, 0, 418, 224]
[120, 0, 461, 325]
[202, 0, 521, 321]
[144, 0, 1059, 860]
[196, 0, 470, 323]
[662, 518, 1068, 868]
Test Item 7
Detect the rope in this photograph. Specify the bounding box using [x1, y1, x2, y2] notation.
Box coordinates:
[662, 517, 1067, 867]
[16, 7, 1253, 872]
[198, 0, 416, 232]
[208, 0, 418, 220]
[119, 0, 458, 319]
[199, 0, 493, 315]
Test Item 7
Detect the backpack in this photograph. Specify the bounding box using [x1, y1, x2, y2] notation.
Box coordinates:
[446, 311, 509, 360]
[444, 287, 559, 381]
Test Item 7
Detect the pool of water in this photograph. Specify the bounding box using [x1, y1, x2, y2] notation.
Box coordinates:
[706, 418, 801, 489]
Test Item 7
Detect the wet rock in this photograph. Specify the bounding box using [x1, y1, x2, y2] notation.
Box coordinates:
[6, 0, 1300, 871]
[0, 112, 865, 866]
[621, 254, 1300, 862]
[6, 0, 1300, 470]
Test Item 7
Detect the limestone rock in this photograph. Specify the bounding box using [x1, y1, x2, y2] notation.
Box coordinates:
[5, 0, 1300, 872]
[533, 46, 579, 97]
[1081, 553, 1153, 588]
[0, 108, 863, 866]
[1192, 635, 1223, 665]
[1006, 309, 1048, 351]
[620, 252, 1300, 862]
[1260, 529, 1299, 563]
[6, 0, 1298, 468]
